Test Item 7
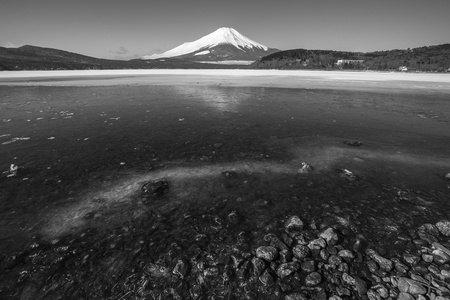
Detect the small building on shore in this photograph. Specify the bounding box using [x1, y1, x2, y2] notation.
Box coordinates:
[336, 59, 364, 66]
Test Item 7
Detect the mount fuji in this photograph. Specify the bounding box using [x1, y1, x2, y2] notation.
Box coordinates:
[142, 27, 279, 64]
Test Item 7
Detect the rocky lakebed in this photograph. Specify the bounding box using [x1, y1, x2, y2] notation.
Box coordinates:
[1, 78, 450, 299]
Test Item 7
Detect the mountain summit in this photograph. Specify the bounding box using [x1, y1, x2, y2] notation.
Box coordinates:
[143, 27, 279, 64]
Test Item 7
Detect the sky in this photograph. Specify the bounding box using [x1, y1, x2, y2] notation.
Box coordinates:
[1, 0, 449, 60]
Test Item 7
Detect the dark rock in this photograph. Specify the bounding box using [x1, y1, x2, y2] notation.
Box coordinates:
[397, 277, 427, 295]
[172, 259, 190, 278]
[366, 249, 393, 272]
[420, 224, 440, 236]
[256, 246, 278, 262]
[227, 211, 239, 224]
[428, 264, 440, 275]
[140, 178, 169, 200]
[251, 257, 266, 276]
[391, 258, 409, 274]
[313, 288, 327, 300]
[264, 233, 289, 251]
[341, 272, 355, 286]
[343, 140, 362, 147]
[308, 238, 327, 250]
[403, 253, 421, 266]
[279, 282, 293, 292]
[337, 168, 357, 181]
[328, 246, 338, 255]
[338, 249, 355, 261]
[398, 292, 415, 300]
[354, 277, 368, 295]
[237, 261, 250, 280]
[305, 271, 322, 286]
[337, 262, 349, 273]
[204, 267, 219, 277]
[301, 260, 316, 273]
[417, 226, 438, 244]
[281, 233, 294, 247]
[320, 249, 330, 261]
[190, 284, 203, 299]
[328, 255, 343, 267]
[412, 264, 429, 275]
[285, 293, 308, 300]
[432, 249, 450, 264]
[366, 260, 379, 273]
[353, 238, 368, 253]
[373, 284, 388, 298]
[422, 254, 433, 263]
[277, 262, 300, 278]
[145, 263, 170, 278]
[436, 220, 450, 236]
[222, 171, 238, 178]
[259, 269, 275, 286]
[231, 254, 245, 269]
[320, 228, 339, 246]
[293, 245, 310, 259]
[412, 239, 428, 247]
[367, 289, 382, 300]
[279, 249, 293, 263]
[336, 286, 351, 296]
[285, 216, 304, 231]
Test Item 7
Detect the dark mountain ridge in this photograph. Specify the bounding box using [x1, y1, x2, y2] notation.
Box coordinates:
[253, 44, 450, 72]
[0, 45, 251, 71]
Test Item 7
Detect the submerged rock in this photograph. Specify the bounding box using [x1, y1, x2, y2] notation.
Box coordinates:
[343, 140, 362, 147]
[436, 220, 450, 236]
[298, 162, 313, 174]
[277, 262, 299, 278]
[285, 215, 304, 231]
[397, 277, 427, 295]
[365, 249, 393, 272]
[140, 178, 169, 201]
[305, 272, 321, 286]
[293, 245, 310, 259]
[320, 228, 338, 246]
[256, 246, 278, 262]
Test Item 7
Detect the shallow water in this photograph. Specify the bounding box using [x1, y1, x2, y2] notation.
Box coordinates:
[0, 83, 450, 254]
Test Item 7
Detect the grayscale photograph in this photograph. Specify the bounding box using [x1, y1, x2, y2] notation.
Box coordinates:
[0, 0, 450, 299]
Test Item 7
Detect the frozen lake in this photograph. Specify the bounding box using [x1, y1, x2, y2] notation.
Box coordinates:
[1, 69, 450, 93]
[1, 69, 450, 298]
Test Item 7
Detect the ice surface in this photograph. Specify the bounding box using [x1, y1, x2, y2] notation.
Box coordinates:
[1, 70, 449, 94]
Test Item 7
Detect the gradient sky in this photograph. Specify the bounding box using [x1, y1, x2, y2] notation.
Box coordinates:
[1, 0, 449, 59]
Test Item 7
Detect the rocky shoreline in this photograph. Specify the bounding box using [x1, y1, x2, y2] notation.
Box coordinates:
[1, 206, 450, 300]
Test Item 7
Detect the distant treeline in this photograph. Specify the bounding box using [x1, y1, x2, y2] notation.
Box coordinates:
[253, 44, 450, 72]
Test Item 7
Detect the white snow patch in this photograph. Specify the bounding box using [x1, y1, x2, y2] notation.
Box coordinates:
[143, 27, 268, 59]
[197, 60, 254, 65]
[194, 50, 210, 56]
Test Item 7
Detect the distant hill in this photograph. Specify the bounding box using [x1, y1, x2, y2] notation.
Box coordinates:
[253, 44, 450, 72]
[0, 45, 251, 71]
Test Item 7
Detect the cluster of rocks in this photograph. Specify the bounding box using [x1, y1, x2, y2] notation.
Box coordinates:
[1, 210, 450, 300]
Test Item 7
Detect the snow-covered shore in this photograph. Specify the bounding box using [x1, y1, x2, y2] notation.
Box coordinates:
[0, 69, 449, 93]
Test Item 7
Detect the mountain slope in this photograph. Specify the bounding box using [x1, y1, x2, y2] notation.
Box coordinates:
[143, 27, 279, 63]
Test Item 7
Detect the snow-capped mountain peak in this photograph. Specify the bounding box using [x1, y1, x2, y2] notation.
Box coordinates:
[143, 27, 271, 60]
